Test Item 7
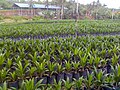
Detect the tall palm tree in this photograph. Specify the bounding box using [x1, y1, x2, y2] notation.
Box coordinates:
[60, 0, 66, 19]
[61, 0, 63, 19]
[49, 0, 66, 19]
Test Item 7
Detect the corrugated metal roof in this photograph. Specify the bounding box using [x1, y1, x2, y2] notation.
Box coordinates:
[14, 3, 30, 8]
[33, 4, 61, 10]
[13, 3, 66, 10]
[48, 5, 61, 9]
[33, 4, 46, 9]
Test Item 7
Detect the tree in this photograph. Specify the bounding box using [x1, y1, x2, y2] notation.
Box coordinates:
[51, 0, 66, 19]
[0, 0, 12, 9]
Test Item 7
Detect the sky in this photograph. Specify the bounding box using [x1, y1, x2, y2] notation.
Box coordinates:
[75, 0, 120, 9]
[34, 0, 120, 9]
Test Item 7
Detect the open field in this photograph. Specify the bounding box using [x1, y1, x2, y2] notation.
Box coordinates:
[0, 20, 120, 90]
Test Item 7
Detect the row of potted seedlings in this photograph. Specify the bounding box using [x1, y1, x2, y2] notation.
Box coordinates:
[0, 36, 120, 89]
[1, 36, 119, 60]
[1, 64, 120, 90]
[0, 52, 120, 89]
[0, 20, 120, 39]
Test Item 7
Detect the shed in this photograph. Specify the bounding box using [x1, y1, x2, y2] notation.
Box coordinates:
[12, 3, 30, 16]
[12, 3, 67, 17]
[32, 4, 61, 10]
[32, 4, 46, 9]
[12, 3, 30, 8]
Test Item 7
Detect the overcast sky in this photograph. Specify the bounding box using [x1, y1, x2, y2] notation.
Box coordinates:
[75, 0, 120, 9]
[35, 0, 120, 9]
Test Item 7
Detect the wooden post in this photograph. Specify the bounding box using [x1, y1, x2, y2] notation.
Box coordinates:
[112, 9, 114, 20]
[21, 8, 22, 16]
[19, 8, 20, 16]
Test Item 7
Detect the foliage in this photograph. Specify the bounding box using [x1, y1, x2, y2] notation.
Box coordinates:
[0, 20, 120, 38]
[0, 32, 120, 89]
